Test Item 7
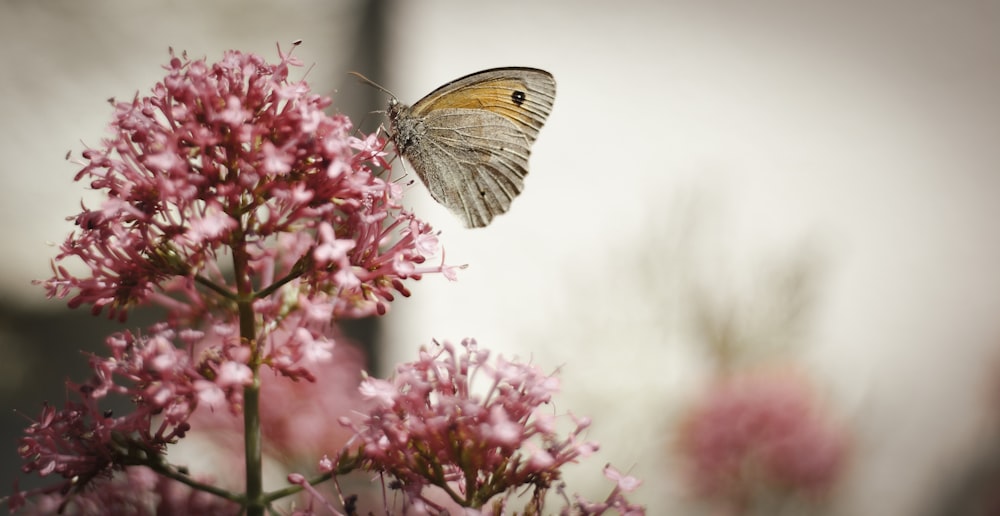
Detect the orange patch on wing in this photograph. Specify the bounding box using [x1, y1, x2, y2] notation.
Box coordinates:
[414, 79, 527, 113]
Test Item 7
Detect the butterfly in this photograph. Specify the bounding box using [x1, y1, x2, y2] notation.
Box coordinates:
[355, 68, 556, 228]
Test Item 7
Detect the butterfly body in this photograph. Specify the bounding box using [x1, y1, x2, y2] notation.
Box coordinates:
[385, 67, 556, 228]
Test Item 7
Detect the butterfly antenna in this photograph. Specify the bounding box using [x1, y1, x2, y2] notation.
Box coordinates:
[348, 71, 396, 98]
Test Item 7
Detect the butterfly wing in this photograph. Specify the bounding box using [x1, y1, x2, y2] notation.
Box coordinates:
[410, 67, 556, 141]
[404, 68, 556, 227]
[404, 108, 534, 227]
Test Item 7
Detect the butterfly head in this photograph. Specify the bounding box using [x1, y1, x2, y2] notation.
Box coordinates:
[386, 97, 402, 121]
[386, 99, 420, 155]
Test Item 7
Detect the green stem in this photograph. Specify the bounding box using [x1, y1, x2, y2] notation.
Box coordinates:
[194, 273, 239, 302]
[243, 374, 262, 515]
[261, 472, 332, 504]
[232, 230, 264, 516]
[143, 457, 245, 503]
[254, 255, 309, 300]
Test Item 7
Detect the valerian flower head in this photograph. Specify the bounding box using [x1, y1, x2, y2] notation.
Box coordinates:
[335, 339, 608, 512]
[676, 368, 850, 505]
[40, 44, 455, 324]
[11, 328, 212, 510]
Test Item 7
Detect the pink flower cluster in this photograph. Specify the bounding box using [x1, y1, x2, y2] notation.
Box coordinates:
[676, 368, 849, 505]
[331, 340, 641, 514]
[11, 45, 458, 513]
[41, 45, 454, 324]
[13, 327, 242, 506]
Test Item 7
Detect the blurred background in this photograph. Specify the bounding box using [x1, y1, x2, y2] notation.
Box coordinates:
[3, 1, 1000, 514]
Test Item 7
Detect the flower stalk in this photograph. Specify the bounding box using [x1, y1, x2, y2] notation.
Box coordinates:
[233, 229, 265, 515]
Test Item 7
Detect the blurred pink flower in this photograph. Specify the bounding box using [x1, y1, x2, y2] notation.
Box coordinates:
[189, 335, 368, 460]
[676, 367, 849, 506]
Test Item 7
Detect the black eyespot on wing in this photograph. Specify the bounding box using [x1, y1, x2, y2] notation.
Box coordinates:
[511, 90, 526, 106]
